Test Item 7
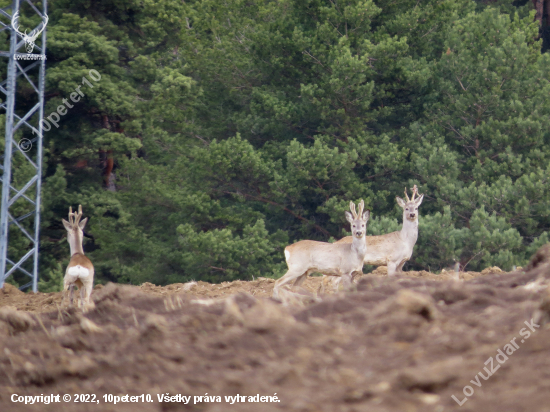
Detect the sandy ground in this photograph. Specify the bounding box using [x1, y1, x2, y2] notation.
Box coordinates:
[1, 253, 550, 412]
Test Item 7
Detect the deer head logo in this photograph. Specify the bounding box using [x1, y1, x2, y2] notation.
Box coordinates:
[11, 12, 48, 54]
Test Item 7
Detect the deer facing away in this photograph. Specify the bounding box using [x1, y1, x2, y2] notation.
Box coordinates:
[62, 205, 94, 310]
[323, 186, 424, 290]
[273, 200, 370, 300]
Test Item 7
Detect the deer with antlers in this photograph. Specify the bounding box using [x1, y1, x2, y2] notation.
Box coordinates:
[321, 186, 424, 290]
[273, 200, 370, 300]
[62, 205, 94, 310]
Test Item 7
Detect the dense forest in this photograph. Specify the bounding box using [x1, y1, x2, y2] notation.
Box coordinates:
[1, 0, 550, 291]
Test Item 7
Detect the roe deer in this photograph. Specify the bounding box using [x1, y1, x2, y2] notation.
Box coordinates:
[62, 205, 94, 310]
[273, 200, 369, 300]
[327, 186, 424, 284]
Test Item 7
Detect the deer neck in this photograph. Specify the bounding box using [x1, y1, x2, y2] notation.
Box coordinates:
[69, 232, 85, 256]
[351, 234, 367, 257]
[400, 216, 418, 245]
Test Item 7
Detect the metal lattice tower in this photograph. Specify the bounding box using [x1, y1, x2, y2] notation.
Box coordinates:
[0, 0, 47, 292]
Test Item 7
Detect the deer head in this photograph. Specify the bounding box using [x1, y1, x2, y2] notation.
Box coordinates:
[345, 199, 370, 238]
[62, 205, 88, 254]
[396, 185, 424, 222]
[11, 12, 48, 54]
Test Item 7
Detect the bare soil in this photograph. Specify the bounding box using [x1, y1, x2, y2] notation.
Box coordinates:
[1, 254, 550, 412]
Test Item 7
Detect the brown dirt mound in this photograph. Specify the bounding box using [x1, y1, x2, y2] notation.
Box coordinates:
[1, 260, 549, 411]
[0, 269, 489, 313]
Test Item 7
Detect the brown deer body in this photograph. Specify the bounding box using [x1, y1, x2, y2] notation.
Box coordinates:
[273, 200, 369, 300]
[322, 186, 424, 291]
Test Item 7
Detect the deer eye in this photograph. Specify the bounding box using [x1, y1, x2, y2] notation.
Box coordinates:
[405, 208, 408, 211]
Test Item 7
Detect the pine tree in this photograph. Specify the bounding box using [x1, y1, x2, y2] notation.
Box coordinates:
[2, 0, 548, 288]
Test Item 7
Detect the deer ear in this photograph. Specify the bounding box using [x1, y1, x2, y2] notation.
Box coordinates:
[345, 211, 354, 224]
[362, 210, 370, 222]
[396, 196, 406, 208]
[62, 219, 72, 232]
[415, 194, 424, 207]
[78, 217, 88, 230]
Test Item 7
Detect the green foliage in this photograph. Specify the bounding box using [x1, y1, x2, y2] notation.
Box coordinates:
[38, 262, 64, 293]
[463, 207, 523, 269]
[177, 219, 288, 282]
[2, 0, 549, 290]
[414, 207, 466, 271]
[367, 216, 402, 236]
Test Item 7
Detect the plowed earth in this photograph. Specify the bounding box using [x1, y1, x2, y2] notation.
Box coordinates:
[2, 250, 550, 412]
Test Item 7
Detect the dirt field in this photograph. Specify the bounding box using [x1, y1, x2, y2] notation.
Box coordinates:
[2, 250, 550, 412]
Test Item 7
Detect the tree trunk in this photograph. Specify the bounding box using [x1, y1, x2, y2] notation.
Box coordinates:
[100, 115, 116, 191]
[534, 0, 544, 26]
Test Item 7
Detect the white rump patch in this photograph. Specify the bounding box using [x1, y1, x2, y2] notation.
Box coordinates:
[67, 265, 89, 278]
[284, 250, 290, 262]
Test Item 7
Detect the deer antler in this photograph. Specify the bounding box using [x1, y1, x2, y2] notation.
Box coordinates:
[404, 185, 421, 202]
[411, 185, 419, 201]
[11, 12, 20, 33]
[349, 199, 365, 219]
[357, 199, 364, 217]
[68, 205, 83, 227]
[68, 206, 74, 225]
[30, 13, 48, 38]
[349, 201, 357, 219]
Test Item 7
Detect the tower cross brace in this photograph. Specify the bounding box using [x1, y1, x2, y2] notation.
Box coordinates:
[0, 0, 48, 292]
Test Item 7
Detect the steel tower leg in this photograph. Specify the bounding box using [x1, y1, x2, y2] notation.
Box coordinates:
[0, 0, 48, 292]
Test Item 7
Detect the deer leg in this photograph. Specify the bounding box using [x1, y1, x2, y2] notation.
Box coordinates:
[293, 270, 311, 288]
[318, 276, 327, 295]
[69, 284, 75, 306]
[86, 282, 93, 307]
[319, 274, 338, 294]
[80, 285, 92, 312]
[396, 260, 407, 273]
[341, 272, 353, 290]
[330, 276, 342, 292]
[288, 270, 319, 301]
[387, 261, 397, 276]
[351, 270, 363, 283]
[273, 267, 305, 299]
[62, 280, 70, 307]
